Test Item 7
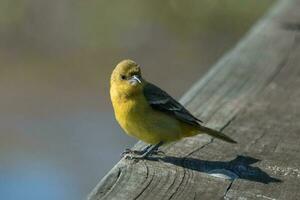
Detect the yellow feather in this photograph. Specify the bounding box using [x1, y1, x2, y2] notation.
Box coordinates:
[111, 86, 185, 144]
[110, 59, 236, 145]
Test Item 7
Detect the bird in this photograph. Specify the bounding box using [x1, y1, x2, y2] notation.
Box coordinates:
[110, 59, 236, 159]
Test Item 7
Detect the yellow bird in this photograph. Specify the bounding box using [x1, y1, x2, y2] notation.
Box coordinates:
[110, 59, 236, 159]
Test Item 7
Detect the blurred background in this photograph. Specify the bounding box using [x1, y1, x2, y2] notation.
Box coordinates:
[0, 0, 274, 199]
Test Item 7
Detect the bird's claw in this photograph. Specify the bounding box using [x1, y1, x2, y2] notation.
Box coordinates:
[123, 154, 145, 160]
[121, 148, 144, 158]
[123, 154, 134, 160]
[121, 148, 132, 155]
[122, 149, 165, 160]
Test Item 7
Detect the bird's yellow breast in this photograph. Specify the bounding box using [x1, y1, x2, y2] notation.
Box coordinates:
[110, 89, 184, 144]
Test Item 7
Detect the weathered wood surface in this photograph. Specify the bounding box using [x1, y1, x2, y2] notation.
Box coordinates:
[88, 0, 300, 199]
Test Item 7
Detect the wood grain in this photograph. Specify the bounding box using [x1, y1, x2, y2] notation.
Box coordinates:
[88, 0, 300, 199]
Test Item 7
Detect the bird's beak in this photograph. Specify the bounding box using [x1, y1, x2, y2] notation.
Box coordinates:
[129, 75, 142, 85]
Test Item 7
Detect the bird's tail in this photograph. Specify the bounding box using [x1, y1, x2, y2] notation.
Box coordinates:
[199, 126, 237, 143]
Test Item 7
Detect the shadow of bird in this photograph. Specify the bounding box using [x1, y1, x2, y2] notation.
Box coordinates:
[148, 155, 281, 184]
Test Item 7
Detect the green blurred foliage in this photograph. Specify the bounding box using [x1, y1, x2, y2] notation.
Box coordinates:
[74, 0, 273, 47]
[0, 0, 275, 113]
[0, 0, 26, 26]
[0, 0, 273, 50]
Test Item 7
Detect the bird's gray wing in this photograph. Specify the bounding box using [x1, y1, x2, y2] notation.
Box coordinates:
[143, 83, 202, 127]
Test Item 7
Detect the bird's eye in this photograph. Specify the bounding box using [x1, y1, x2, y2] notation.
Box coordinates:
[120, 75, 126, 80]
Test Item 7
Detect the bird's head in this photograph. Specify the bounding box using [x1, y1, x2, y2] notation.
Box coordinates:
[110, 59, 144, 98]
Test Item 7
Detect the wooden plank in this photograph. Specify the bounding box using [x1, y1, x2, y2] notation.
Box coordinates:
[88, 0, 300, 199]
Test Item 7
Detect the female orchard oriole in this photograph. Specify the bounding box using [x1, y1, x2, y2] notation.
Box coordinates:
[110, 59, 236, 159]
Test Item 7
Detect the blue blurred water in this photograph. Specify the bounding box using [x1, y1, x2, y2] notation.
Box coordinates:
[0, 158, 75, 200]
[0, 111, 135, 200]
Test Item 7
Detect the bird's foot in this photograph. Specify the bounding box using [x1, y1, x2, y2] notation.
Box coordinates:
[121, 148, 144, 158]
[123, 153, 147, 160]
[122, 149, 165, 160]
[122, 142, 165, 160]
